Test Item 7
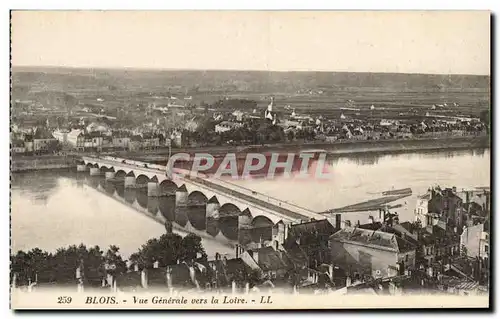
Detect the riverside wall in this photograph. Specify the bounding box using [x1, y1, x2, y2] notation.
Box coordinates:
[11, 155, 78, 172]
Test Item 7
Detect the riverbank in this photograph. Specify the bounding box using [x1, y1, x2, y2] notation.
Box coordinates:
[127, 135, 490, 162]
[11, 155, 78, 173]
[10, 134, 489, 172]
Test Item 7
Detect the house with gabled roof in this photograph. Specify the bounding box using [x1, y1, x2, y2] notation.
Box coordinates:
[329, 226, 417, 280]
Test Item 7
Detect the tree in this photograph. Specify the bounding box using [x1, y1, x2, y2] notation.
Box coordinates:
[131, 233, 183, 269]
[180, 233, 206, 262]
[480, 109, 490, 133]
[104, 245, 127, 277]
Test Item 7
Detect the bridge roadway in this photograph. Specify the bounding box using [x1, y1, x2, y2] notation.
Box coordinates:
[81, 156, 325, 223]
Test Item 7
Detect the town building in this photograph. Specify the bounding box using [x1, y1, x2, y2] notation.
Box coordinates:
[66, 129, 85, 150]
[287, 218, 340, 268]
[414, 187, 464, 230]
[329, 226, 417, 280]
[460, 223, 489, 260]
[11, 139, 26, 154]
[52, 129, 69, 143]
[214, 121, 243, 133]
[33, 128, 58, 153]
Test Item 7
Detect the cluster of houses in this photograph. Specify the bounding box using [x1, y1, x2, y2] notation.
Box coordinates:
[11, 120, 184, 155]
[12, 185, 490, 296]
[188, 97, 486, 145]
[11, 127, 59, 155]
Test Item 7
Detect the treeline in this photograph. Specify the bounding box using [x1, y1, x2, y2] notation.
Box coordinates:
[183, 119, 316, 147]
[10, 232, 206, 287]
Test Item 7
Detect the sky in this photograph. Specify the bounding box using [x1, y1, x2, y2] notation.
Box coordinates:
[11, 11, 491, 75]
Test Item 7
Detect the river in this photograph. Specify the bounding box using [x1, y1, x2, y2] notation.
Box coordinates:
[11, 148, 490, 260]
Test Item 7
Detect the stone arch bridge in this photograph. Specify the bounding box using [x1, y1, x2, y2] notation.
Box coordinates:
[79, 156, 325, 247]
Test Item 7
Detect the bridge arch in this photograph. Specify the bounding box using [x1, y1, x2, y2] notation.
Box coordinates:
[136, 174, 150, 185]
[218, 203, 241, 241]
[187, 191, 208, 231]
[251, 215, 274, 228]
[115, 170, 127, 179]
[160, 180, 178, 195]
[99, 165, 113, 172]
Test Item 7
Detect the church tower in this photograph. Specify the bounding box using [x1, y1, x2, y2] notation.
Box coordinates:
[264, 97, 275, 121]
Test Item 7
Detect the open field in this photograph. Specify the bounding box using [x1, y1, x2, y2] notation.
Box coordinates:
[12, 67, 490, 120]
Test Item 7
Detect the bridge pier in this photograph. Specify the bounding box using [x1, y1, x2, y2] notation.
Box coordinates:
[175, 186, 189, 226]
[77, 164, 87, 172]
[105, 171, 116, 180]
[238, 208, 252, 229]
[147, 182, 160, 197]
[206, 196, 220, 236]
[90, 167, 101, 176]
[124, 176, 136, 188]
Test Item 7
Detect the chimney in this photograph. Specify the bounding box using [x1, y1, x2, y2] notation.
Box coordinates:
[235, 245, 240, 259]
[165, 267, 173, 289]
[368, 215, 374, 225]
[335, 214, 342, 229]
[346, 276, 352, 287]
[134, 264, 139, 272]
[231, 280, 237, 294]
[141, 270, 148, 289]
[245, 282, 250, 294]
[452, 186, 457, 194]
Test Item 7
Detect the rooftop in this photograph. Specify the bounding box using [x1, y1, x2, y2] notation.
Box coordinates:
[330, 226, 416, 253]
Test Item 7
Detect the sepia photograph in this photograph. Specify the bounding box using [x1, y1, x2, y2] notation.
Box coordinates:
[9, 10, 491, 310]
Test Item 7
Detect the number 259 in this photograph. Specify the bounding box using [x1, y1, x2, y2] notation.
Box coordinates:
[57, 296, 72, 304]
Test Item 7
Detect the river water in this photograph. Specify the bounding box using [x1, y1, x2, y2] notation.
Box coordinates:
[11, 148, 490, 260]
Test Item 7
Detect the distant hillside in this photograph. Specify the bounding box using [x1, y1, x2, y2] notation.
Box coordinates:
[11, 66, 490, 96]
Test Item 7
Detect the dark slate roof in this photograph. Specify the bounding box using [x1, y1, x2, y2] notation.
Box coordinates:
[330, 227, 417, 253]
[177, 184, 187, 192]
[254, 247, 291, 272]
[289, 219, 337, 238]
[283, 242, 308, 269]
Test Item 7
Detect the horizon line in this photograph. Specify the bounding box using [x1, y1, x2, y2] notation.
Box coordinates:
[11, 64, 491, 77]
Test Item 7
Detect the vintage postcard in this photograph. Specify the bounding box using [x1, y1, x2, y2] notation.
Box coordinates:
[10, 10, 491, 310]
